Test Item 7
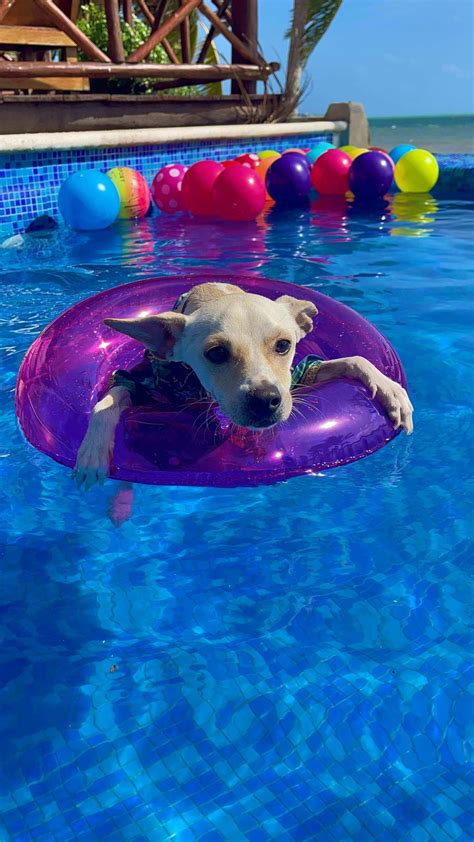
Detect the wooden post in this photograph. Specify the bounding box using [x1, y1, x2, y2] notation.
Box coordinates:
[231, 0, 257, 94]
[0, 0, 13, 25]
[179, 0, 191, 63]
[104, 0, 125, 62]
[199, 3, 259, 66]
[0, 60, 272, 79]
[134, 0, 179, 62]
[196, 0, 231, 64]
[123, 0, 133, 26]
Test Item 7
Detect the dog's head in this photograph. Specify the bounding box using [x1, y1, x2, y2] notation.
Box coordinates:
[104, 282, 317, 429]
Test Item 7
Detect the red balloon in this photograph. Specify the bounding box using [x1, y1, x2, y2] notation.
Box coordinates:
[213, 164, 266, 222]
[235, 153, 260, 169]
[311, 149, 352, 195]
[370, 146, 390, 156]
[181, 160, 224, 216]
[221, 159, 237, 168]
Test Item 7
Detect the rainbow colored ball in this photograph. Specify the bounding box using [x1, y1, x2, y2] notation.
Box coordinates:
[151, 163, 187, 213]
[58, 170, 120, 231]
[213, 163, 266, 221]
[106, 167, 150, 219]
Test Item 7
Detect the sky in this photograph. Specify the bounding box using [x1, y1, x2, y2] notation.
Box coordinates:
[256, 0, 474, 118]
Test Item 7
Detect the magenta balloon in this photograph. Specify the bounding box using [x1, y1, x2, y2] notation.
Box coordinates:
[16, 274, 406, 488]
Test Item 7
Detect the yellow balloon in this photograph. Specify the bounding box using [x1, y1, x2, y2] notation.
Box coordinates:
[258, 149, 280, 160]
[350, 147, 369, 159]
[394, 149, 439, 193]
[339, 145, 357, 156]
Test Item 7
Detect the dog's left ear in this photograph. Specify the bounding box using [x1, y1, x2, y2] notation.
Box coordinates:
[276, 295, 318, 340]
[104, 312, 186, 358]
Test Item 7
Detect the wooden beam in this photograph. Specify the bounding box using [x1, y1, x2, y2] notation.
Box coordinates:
[231, 0, 257, 94]
[152, 0, 168, 31]
[133, 0, 179, 63]
[210, 0, 231, 25]
[0, 0, 14, 25]
[32, 0, 111, 62]
[104, 0, 125, 62]
[0, 60, 274, 79]
[179, 0, 191, 63]
[196, 0, 230, 64]
[127, 0, 201, 63]
[0, 25, 76, 47]
[123, 0, 133, 26]
[199, 2, 259, 66]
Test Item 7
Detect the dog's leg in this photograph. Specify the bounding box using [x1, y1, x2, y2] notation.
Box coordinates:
[108, 481, 134, 527]
[73, 386, 132, 489]
[312, 356, 414, 434]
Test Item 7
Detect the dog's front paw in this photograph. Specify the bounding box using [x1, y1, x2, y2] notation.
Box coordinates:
[73, 433, 113, 489]
[356, 360, 414, 435]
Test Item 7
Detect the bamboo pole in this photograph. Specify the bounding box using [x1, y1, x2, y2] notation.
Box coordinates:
[196, 0, 231, 64]
[133, 0, 179, 63]
[152, 0, 169, 31]
[199, 2, 260, 66]
[0, 60, 273, 79]
[210, 0, 232, 26]
[127, 0, 201, 63]
[104, 0, 125, 62]
[32, 0, 111, 62]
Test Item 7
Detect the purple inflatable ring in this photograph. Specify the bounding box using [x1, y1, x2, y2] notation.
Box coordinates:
[16, 273, 406, 488]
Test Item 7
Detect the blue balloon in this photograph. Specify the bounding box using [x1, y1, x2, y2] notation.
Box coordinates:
[58, 171, 120, 231]
[389, 143, 416, 165]
[266, 153, 311, 205]
[306, 142, 335, 165]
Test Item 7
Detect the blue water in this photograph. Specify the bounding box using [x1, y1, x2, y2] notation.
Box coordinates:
[1, 195, 473, 841]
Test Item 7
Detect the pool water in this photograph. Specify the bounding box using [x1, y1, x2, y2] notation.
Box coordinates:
[1, 194, 473, 841]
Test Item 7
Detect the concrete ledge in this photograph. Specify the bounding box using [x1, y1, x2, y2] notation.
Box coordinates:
[0, 120, 347, 153]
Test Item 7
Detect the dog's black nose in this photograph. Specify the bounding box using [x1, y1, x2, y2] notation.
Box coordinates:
[247, 385, 282, 419]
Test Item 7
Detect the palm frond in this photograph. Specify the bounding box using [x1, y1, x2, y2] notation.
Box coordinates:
[286, 0, 344, 62]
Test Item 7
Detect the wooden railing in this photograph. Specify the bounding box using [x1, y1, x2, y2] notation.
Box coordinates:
[0, 0, 279, 94]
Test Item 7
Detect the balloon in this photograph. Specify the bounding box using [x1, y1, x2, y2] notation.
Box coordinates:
[350, 147, 369, 159]
[265, 153, 312, 204]
[306, 142, 335, 165]
[58, 170, 120, 231]
[255, 154, 280, 199]
[213, 164, 266, 221]
[283, 147, 306, 155]
[370, 146, 390, 156]
[339, 145, 358, 156]
[389, 143, 416, 164]
[394, 149, 439, 193]
[311, 149, 352, 196]
[151, 163, 187, 213]
[181, 160, 224, 216]
[106, 167, 150, 219]
[348, 151, 394, 200]
[235, 153, 260, 169]
[258, 149, 279, 160]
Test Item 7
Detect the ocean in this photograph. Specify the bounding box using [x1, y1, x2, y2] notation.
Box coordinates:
[368, 113, 474, 154]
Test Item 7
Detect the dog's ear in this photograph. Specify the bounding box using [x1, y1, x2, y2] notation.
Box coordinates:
[276, 295, 318, 340]
[104, 312, 186, 358]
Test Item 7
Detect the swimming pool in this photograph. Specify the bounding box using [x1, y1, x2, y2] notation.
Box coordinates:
[1, 191, 473, 840]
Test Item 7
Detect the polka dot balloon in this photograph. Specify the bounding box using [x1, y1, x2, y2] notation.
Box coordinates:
[151, 163, 187, 213]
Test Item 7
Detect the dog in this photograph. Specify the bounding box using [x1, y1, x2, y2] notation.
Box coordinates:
[73, 282, 413, 491]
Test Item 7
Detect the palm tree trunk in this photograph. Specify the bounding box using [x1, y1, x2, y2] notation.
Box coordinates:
[285, 0, 309, 116]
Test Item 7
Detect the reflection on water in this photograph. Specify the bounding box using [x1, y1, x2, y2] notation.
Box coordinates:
[390, 193, 439, 238]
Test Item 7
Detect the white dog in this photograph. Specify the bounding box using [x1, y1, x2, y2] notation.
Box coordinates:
[74, 282, 413, 489]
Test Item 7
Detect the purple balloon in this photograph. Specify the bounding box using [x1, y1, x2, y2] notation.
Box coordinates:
[348, 151, 394, 200]
[16, 274, 406, 488]
[266, 153, 312, 204]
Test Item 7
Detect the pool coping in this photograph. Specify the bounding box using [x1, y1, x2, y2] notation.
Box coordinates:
[0, 120, 347, 153]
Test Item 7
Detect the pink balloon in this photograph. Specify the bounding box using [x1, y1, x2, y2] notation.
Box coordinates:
[151, 163, 187, 213]
[213, 164, 266, 222]
[181, 160, 224, 216]
[311, 149, 352, 195]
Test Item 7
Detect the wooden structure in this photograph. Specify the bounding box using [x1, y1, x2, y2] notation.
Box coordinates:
[0, 0, 89, 91]
[0, 0, 278, 95]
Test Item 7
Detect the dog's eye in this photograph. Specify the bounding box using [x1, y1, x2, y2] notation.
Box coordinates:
[275, 339, 292, 355]
[205, 345, 230, 365]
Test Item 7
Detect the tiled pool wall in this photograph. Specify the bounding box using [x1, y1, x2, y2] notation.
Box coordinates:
[0, 132, 473, 240]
